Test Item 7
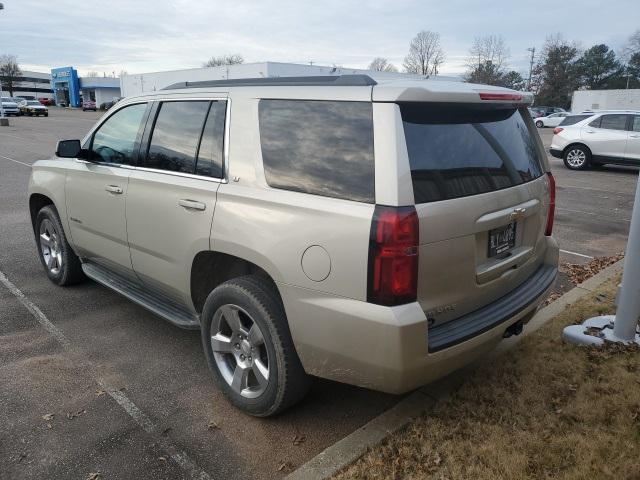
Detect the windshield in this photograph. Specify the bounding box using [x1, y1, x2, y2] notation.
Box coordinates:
[400, 103, 544, 204]
[27, 101, 41, 105]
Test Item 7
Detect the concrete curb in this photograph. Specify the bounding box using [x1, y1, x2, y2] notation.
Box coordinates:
[285, 258, 625, 480]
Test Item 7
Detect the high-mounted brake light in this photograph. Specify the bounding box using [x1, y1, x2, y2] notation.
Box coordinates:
[367, 206, 419, 306]
[479, 92, 523, 101]
[545, 172, 556, 236]
[553, 127, 564, 135]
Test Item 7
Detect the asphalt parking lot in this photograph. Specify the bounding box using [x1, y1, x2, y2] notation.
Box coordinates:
[1, 109, 638, 480]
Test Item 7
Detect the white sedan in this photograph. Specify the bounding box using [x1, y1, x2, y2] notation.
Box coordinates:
[535, 112, 569, 128]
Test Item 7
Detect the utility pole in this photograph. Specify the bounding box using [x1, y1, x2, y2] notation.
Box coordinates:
[0, 2, 8, 126]
[526, 47, 535, 91]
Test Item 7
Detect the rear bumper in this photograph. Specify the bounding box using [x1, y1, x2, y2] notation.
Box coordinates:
[549, 148, 563, 159]
[280, 235, 559, 394]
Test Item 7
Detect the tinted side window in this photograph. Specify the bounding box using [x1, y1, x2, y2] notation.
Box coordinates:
[259, 100, 375, 203]
[633, 116, 640, 133]
[195, 101, 226, 178]
[91, 103, 147, 164]
[145, 101, 210, 173]
[559, 114, 591, 126]
[588, 117, 601, 128]
[599, 114, 628, 131]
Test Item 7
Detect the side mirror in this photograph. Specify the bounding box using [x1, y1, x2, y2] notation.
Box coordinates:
[55, 139, 81, 158]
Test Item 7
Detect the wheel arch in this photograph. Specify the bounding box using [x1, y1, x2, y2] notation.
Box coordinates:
[29, 193, 55, 232]
[190, 251, 282, 314]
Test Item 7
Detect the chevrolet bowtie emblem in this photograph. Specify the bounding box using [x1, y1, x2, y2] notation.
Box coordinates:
[509, 207, 526, 221]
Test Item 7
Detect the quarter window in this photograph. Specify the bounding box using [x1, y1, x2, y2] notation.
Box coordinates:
[145, 101, 210, 173]
[632, 116, 640, 133]
[598, 114, 628, 131]
[258, 100, 375, 203]
[195, 101, 226, 178]
[91, 103, 147, 164]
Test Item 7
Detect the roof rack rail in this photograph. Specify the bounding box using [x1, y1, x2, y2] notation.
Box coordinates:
[162, 74, 377, 90]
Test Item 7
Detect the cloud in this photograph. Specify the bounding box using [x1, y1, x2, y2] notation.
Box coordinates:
[1, 0, 637, 76]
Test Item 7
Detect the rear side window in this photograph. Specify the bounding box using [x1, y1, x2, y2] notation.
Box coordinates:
[598, 114, 628, 131]
[559, 115, 591, 126]
[259, 100, 375, 203]
[145, 101, 210, 173]
[401, 104, 544, 204]
[633, 116, 640, 132]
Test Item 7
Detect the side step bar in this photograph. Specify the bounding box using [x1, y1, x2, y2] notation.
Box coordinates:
[82, 262, 200, 330]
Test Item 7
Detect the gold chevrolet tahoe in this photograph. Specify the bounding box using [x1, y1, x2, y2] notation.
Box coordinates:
[27, 75, 558, 416]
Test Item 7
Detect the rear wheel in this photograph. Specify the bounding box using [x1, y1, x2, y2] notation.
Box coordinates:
[535, 120, 543, 128]
[201, 275, 310, 416]
[563, 145, 590, 170]
[34, 206, 85, 286]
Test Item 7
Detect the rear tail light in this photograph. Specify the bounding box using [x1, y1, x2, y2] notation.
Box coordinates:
[545, 172, 556, 236]
[367, 205, 419, 306]
[553, 127, 564, 135]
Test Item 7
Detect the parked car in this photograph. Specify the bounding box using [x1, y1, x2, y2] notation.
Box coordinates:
[550, 110, 640, 170]
[82, 100, 97, 111]
[20, 100, 49, 116]
[0, 97, 20, 116]
[100, 97, 123, 110]
[533, 106, 566, 117]
[535, 112, 570, 128]
[39, 98, 55, 106]
[28, 75, 559, 416]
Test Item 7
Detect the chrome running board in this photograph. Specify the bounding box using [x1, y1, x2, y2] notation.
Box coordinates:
[82, 262, 200, 330]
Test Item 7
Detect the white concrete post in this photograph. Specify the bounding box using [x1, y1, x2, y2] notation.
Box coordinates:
[612, 176, 640, 341]
[563, 175, 640, 346]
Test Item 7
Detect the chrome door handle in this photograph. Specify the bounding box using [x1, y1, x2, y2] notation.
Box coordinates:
[585, 130, 595, 133]
[105, 185, 123, 194]
[630, 134, 640, 138]
[178, 199, 206, 211]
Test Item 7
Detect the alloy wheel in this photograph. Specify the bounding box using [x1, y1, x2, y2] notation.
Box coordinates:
[566, 149, 586, 168]
[39, 218, 63, 275]
[210, 304, 270, 398]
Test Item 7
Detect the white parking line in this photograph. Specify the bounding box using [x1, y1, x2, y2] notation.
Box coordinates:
[556, 207, 631, 222]
[0, 270, 212, 480]
[560, 249, 594, 260]
[0, 153, 32, 167]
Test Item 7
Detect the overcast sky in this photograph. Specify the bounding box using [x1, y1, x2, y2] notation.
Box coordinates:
[1, 0, 637, 77]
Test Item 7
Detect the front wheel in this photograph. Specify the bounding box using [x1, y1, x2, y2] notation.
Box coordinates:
[34, 206, 85, 286]
[563, 145, 591, 170]
[536, 120, 543, 128]
[201, 275, 311, 416]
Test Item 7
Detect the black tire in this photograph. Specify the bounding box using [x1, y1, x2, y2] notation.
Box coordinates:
[563, 144, 591, 170]
[201, 275, 311, 416]
[535, 120, 543, 128]
[34, 205, 85, 286]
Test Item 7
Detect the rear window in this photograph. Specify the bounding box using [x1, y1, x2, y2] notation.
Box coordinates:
[559, 114, 591, 126]
[259, 99, 375, 203]
[401, 104, 544, 204]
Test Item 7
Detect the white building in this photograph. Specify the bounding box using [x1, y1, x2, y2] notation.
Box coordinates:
[571, 89, 640, 112]
[120, 61, 452, 97]
[10, 70, 53, 100]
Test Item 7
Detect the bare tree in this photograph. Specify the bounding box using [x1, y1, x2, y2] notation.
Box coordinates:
[620, 30, 640, 63]
[368, 57, 398, 72]
[465, 35, 511, 85]
[403, 31, 445, 76]
[467, 35, 510, 71]
[203, 54, 244, 68]
[0, 54, 22, 96]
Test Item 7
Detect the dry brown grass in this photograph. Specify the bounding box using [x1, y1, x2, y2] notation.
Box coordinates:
[335, 276, 640, 480]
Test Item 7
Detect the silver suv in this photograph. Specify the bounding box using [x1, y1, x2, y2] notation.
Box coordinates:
[550, 110, 640, 169]
[28, 75, 558, 416]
